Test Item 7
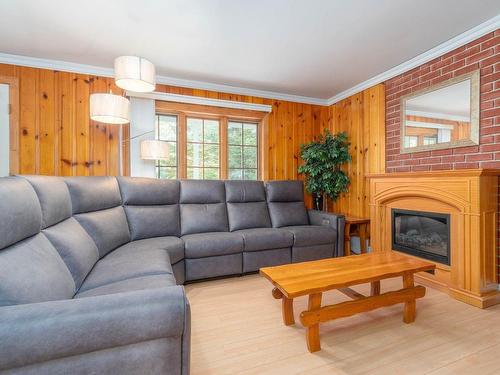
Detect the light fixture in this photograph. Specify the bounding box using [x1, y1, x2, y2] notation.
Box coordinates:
[140, 140, 169, 161]
[90, 93, 130, 124]
[114, 56, 156, 93]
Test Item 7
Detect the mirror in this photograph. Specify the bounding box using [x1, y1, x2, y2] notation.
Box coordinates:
[400, 70, 479, 153]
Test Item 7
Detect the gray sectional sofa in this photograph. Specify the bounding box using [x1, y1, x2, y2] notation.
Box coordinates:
[0, 176, 344, 375]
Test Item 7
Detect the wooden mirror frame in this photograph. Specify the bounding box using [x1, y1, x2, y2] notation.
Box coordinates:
[400, 70, 480, 154]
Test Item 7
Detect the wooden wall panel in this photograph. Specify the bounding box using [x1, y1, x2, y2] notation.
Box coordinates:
[59, 71, 76, 176]
[19, 66, 37, 174]
[0, 63, 326, 208]
[327, 84, 386, 218]
[0, 61, 387, 215]
[1, 64, 131, 178]
[39, 69, 56, 175]
[150, 80, 327, 202]
[0, 62, 385, 215]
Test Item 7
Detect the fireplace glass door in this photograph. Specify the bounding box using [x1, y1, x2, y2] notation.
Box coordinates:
[392, 209, 450, 265]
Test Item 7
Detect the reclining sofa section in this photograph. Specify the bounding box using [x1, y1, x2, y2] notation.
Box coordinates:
[0, 176, 344, 375]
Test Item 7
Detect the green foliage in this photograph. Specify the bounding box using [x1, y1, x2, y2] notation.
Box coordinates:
[298, 130, 351, 209]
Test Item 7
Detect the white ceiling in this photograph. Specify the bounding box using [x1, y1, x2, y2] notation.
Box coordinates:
[0, 0, 499, 102]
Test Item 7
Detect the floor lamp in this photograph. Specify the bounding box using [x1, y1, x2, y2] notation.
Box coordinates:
[89, 55, 157, 176]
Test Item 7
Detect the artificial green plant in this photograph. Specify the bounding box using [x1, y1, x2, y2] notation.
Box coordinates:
[298, 130, 351, 211]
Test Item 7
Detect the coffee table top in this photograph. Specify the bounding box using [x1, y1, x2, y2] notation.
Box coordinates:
[260, 252, 435, 298]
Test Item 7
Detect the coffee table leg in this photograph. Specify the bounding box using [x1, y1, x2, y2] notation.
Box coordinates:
[403, 273, 416, 323]
[371, 281, 381, 296]
[272, 287, 295, 325]
[306, 293, 322, 353]
[282, 297, 294, 325]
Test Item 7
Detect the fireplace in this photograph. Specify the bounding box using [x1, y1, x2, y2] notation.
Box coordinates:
[392, 209, 450, 265]
[369, 170, 499, 308]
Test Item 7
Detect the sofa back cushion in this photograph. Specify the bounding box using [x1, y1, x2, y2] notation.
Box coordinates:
[0, 177, 75, 306]
[0, 177, 42, 250]
[22, 175, 99, 289]
[43, 218, 99, 290]
[24, 175, 73, 229]
[265, 180, 309, 228]
[225, 181, 271, 231]
[180, 180, 228, 235]
[65, 176, 122, 213]
[66, 177, 130, 257]
[118, 177, 180, 240]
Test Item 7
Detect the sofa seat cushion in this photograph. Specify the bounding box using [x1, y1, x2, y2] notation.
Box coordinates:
[182, 232, 244, 258]
[75, 274, 177, 298]
[118, 237, 184, 265]
[283, 225, 336, 247]
[79, 245, 174, 292]
[235, 228, 294, 252]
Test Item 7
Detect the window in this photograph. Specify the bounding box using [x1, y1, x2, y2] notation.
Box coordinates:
[156, 114, 178, 179]
[227, 121, 258, 180]
[404, 136, 418, 148]
[186, 118, 220, 179]
[423, 136, 438, 145]
[154, 101, 265, 180]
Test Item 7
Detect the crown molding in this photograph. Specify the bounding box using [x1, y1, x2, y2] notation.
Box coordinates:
[127, 91, 273, 113]
[0, 52, 328, 106]
[326, 14, 500, 105]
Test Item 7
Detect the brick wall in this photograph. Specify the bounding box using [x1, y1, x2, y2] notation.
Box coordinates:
[384, 29, 500, 280]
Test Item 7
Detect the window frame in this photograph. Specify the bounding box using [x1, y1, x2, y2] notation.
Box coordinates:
[155, 100, 267, 180]
[186, 117, 221, 179]
[227, 120, 259, 180]
[155, 113, 179, 179]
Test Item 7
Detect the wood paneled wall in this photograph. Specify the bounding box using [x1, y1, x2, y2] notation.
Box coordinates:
[152, 84, 328, 182]
[326, 84, 386, 217]
[0, 63, 384, 212]
[0, 63, 327, 206]
[0, 64, 127, 176]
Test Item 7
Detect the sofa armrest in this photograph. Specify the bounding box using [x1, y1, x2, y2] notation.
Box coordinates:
[308, 210, 345, 257]
[0, 286, 189, 372]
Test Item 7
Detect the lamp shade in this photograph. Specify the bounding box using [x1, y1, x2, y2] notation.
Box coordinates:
[140, 140, 169, 160]
[90, 93, 130, 124]
[114, 56, 156, 93]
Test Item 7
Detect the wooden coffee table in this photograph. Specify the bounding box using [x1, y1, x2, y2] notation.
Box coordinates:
[260, 252, 435, 352]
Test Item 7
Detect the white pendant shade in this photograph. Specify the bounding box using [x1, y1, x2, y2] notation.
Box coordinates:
[90, 93, 130, 124]
[140, 140, 169, 160]
[114, 56, 156, 93]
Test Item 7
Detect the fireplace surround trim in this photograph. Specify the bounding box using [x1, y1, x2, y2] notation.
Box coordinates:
[368, 169, 500, 308]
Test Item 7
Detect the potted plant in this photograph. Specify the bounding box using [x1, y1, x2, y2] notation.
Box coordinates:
[298, 130, 351, 211]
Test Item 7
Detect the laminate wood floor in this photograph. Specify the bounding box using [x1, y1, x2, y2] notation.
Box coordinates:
[185, 274, 500, 375]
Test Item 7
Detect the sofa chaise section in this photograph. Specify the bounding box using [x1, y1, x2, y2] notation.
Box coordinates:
[0, 176, 190, 375]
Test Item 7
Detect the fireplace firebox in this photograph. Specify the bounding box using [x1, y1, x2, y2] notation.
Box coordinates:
[392, 209, 450, 265]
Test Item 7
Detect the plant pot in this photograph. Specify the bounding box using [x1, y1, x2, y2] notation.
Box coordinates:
[312, 193, 324, 211]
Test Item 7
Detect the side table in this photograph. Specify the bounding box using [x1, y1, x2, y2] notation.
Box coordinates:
[344, 216, 370, 255]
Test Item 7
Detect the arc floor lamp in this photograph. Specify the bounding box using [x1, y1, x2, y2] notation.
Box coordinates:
[89, 56, 169, 174]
